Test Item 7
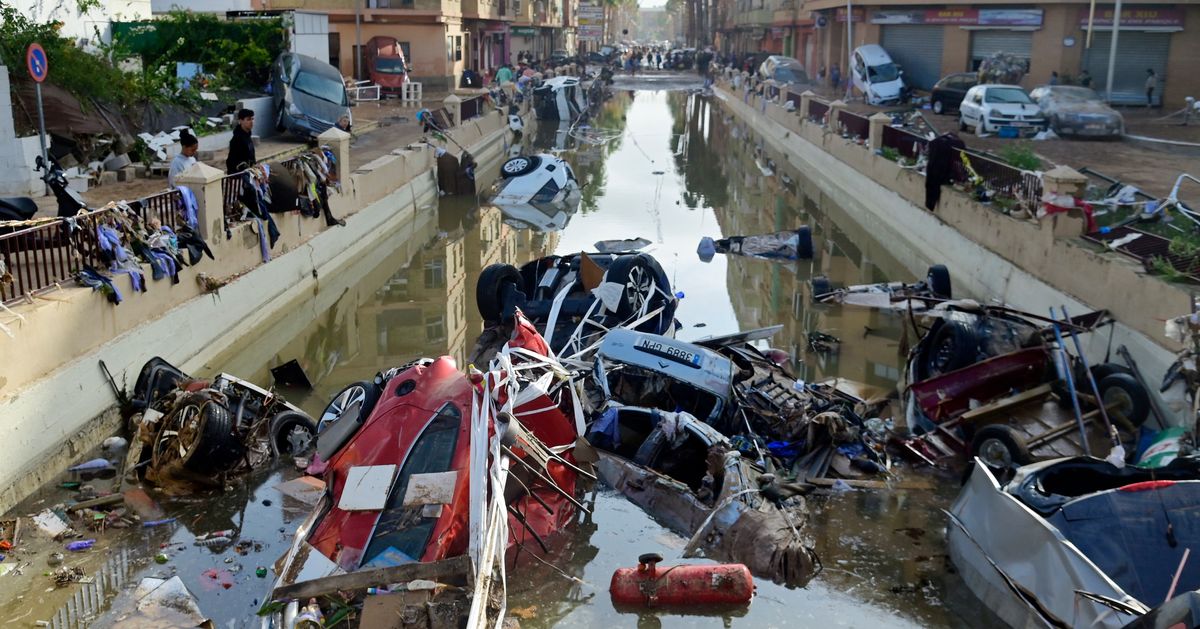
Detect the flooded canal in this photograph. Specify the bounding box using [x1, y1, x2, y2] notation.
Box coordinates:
[2, 82, 1001, 627]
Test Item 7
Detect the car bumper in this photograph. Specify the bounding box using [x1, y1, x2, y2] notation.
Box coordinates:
[282, 113, 335, 138]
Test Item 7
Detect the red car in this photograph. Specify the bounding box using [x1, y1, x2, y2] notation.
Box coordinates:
[297, 313, 581, 572]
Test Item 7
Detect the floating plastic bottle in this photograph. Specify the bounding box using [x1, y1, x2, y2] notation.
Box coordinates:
[65, 540, 95, 552]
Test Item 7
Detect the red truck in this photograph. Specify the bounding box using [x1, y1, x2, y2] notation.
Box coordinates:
[365, 36, 409, 94]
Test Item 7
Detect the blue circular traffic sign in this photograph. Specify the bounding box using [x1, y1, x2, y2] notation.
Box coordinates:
[26, 43, 48, 83]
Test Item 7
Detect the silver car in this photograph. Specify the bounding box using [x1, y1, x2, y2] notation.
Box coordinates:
[271, 53, 351, 138]
[1029, 85, 1124, 138]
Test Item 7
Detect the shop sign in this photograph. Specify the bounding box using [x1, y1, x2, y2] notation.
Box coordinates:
[511, 26, 538, 37]
[770, 27, 787, 37]
[834, 7, 864, 22]
[580, 25, 602, 41]
[1077, 6, 1184, 27]
[871, 8, 1042, 27]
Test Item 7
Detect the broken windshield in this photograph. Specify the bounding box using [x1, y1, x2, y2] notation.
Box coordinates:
[869, 62, 900, 83]
[294, 71, 348, 106]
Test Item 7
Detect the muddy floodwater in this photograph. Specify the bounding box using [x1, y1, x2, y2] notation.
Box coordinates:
[2, 79, 1004, 627]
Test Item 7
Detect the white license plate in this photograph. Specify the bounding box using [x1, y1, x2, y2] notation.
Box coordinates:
[1086, 123, 1104, 130]
[634, 338, 701, 367]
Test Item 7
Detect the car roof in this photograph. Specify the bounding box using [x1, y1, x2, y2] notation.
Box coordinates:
[292, 53, 343, 80]
[854, 44, 892, 64]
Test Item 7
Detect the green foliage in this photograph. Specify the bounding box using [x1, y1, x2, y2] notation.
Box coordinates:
[999, 143, 1042, 171]
[111, 10, 288, 90]
[1169, 233, 1200, 260]
[992, 194, 1020, 213]
[879, 146, 900, 162]
[0, 3, 134, 106]
[1150, 256, 1184, 282]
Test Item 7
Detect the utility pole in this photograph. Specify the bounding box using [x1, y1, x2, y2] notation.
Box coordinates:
[845, 0, 853, 100]
[1103, 0, 1121, 103]
[355, 1, 363, 80]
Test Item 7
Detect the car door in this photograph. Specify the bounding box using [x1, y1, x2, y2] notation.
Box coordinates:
[960, 87, 978, 124]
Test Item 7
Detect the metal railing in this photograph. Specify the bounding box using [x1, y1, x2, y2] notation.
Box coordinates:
[136, 189, 184, 231]
[1084, 225, 1200, 283]
[460, 94, 483, 121]
[222, 173, 245, 220]
[881, 125, 928, 160]
[807, 99, 828, 124]
[961, 149, 1043, 211]
[0, 210, 111, 304]
[785, 90, 804, 109]
[837, 110, 870, 140]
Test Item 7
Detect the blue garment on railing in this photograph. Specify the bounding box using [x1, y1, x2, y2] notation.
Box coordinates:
[96, 224, 129, 263]
[110, 266, 145, 293]
[79, 267, 121, 304]
[176, 185, 199, 229]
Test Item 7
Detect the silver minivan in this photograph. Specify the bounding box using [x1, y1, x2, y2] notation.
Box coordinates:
[271, 53, 351, 138]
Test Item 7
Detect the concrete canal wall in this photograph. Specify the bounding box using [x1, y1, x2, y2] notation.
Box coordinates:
[713, 82, 1188, 421]
[0, 110, 513, 513]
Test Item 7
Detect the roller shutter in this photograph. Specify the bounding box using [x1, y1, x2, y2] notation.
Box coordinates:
[880, 24, 945, 90]
[970, 30, 1033, 69]
[1082, 31, 1170, 105]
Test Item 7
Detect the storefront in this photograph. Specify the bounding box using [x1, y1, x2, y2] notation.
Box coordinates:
[510, 25, 537, 64]
[475, 24, 509, 73]
[872, 8, 1042, 89]
[1077, 7, 1180, 105]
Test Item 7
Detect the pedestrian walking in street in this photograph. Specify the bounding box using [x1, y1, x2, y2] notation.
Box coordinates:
[1049, 71, 1059, 86]
[226, 109, 256, 174]
[1145, 69, 1157, 107]
[168, 130, 199, 188]
[495, 63, 514, 86]
[656, 51, 663, 69]
[830, 64, 841, 91]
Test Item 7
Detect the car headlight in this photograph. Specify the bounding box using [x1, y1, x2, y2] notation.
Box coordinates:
[287, 102, 304, 116]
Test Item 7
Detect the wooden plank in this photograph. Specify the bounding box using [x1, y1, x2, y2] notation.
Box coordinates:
[270, 554, 474, 601]
[959, 384, 1052, 424]
[66, 494, 124, 512]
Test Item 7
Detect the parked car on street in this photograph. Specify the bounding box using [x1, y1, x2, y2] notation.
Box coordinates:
[364, 36, 409, 95]
[756, 55, 809, 87]
[1028, 85, 1124, 138]
[958, 84, 1046, 137]
[930, 72, 978, 115]
[850, 45, 905, 105]
[271, 52, 352, 138]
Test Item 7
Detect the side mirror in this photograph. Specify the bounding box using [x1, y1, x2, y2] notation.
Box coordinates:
[35, 156, 46, 171]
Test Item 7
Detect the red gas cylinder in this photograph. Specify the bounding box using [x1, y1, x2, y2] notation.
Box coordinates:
[609, 553, 755, 607]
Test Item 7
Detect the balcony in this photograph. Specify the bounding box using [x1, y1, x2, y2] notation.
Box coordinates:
[463, 0, 509, 20]
[267, 0, 461, 21]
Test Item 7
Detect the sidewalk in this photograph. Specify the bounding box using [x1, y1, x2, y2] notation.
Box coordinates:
[30, 96, 442, 218]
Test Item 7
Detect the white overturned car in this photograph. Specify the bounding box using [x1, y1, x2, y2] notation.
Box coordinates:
[491, 154, 580, 212]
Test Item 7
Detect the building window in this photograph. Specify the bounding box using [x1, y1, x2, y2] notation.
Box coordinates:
[424, 259, 445, 289]
[426, 315, 447, 342]
[455, 35, 463, 61]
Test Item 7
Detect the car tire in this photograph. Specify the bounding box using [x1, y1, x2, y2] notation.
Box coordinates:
[975, 119, 987, 137]
[1090, 362, 1133, 383]
[923, 320, 979, 378]
[269, 411, 318, 458]
[477, 263, 523, 323]
[153, 398, 243, 474]
[971, 424, 1033, 473]
[811, 277, 833, 301]
[959, 116, 968, 132]
[932, 99, 944, 115]
[926, 264, 952, 299]
[317, 381, 372, 434]
[604, 254, 671, 321]
[1099, 373, 1150, 427]
[500, 155, 541, 178]
[796, 226, 813, 259]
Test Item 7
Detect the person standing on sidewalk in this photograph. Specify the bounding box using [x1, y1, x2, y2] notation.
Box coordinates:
[226, 109, 257, 174]
[168, 130, 199, 188]
[1145, 69, 1157, 107]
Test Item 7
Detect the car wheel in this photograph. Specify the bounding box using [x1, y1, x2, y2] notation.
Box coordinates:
[318, 381, 371, 433]
[932, 99, 945, 115]
[269, 411, 318, 458]
[811, 277, 833, 301]
[604, 254, 671, 322]
[975, 118, 987, 137]
[477, 263, 523, 322]
[971, 424, 1032, 473]
[500, 156, 541, 178]
[1090, 362, 1133, 383]
[922, 320, 979, 379]
[1099, 373, 1150, 428]
[958, 115, 968, 132]
[153, 398, 243, 474]
[926, 264, 952, 299]
[796, 226, 813, 259]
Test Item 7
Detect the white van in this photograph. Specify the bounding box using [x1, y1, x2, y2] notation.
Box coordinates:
[851, 44, 905, 105]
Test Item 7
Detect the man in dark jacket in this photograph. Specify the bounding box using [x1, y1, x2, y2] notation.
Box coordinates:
[925, 132, 967, 211]
[226, 109, 256, 174]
